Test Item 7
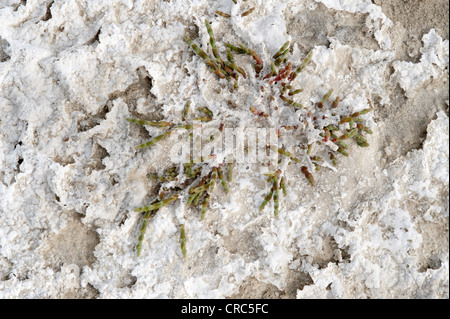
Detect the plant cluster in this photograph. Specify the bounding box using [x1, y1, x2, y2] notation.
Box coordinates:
[127, 12, 373, 258]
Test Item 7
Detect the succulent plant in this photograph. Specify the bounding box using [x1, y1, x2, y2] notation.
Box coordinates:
[127, 13, 373, 258]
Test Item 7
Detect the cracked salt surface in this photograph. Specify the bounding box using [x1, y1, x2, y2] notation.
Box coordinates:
[0, 0, 448, 298]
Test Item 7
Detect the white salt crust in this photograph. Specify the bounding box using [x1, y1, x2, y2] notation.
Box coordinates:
[0, 0, 448, 298]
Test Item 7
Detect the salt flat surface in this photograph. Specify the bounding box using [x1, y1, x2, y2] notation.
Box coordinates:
[0, 0, 448, 298]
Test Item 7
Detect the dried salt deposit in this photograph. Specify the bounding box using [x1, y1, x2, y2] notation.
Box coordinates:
[0, 0, 448, 299]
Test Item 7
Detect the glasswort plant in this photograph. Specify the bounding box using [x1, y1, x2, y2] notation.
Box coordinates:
[126, 14, 374, 258]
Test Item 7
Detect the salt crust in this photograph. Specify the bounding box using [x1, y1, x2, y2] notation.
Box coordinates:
[0, 0, 448, 298]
